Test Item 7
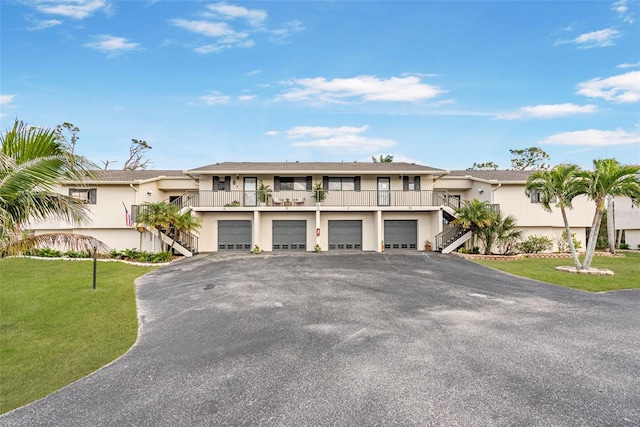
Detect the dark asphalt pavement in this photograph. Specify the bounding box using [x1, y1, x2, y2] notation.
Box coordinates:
[2, 252, 639, 426]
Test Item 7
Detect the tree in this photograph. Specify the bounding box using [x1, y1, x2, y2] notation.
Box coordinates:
[525, 164, 587, 269]
[467, 161, 499, 170]
[371, 154, 393, 163]
[510, 147, 550, 170]
[1, 119, 105, 256]
[169, 209, 201, 251]
[582, 159, 640, 269]
[489, 213, 523, 255]
[134, 201, 177, 251]
[452, 199, 497, 251]
[102, 138, 152, 170]
[55, 122, 80, 155]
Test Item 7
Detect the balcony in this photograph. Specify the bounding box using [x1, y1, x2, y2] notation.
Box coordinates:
[174, 190, 462, 209]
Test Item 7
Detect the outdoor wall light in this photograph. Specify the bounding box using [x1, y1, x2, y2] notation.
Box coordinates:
[147, 191, 152, 196]
[478, 189, 484, 194]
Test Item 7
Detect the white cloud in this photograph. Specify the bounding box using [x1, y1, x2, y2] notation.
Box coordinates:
[84, 35, 141, 54]
[269, 20, 305, 42]
[287, 125, 369, 139]
[238, 95, 256, 101]
[496, 103, 600, 119]
[577, 71, 640, 103]
[617, 61, 640, 69]
[539, 128, 640, 147]
[170, 19, 253, 53]
[204, 3, 267, 27]
[170, 19, 237, 38]
[612, 0, 635, 23]
[279, 75, 444, 104]
[246, 69, 262, 76]
[28, 19, 63, 30]
[0, 95, 16, 118]
[0, 95, 16, 105]
[32, 0, 110, 20]
[200, 93, 231, 105]
[555, 28, 620, 48]
[264, 130, 280, 136]
[285, 125, 397, 153]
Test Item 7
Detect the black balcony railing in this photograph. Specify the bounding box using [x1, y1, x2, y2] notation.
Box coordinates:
[183, 190, 460, 208]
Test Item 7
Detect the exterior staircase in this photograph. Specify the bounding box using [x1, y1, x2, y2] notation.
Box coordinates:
[156, 224, 199, 257]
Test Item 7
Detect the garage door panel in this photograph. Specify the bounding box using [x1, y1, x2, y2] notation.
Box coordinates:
[328, 220, 362, 250]
[384, 220, 417, 250]
[273, 220, 306, 251]
[218, 220, 252, 251]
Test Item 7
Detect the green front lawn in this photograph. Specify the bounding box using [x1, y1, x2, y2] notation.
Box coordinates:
[0, 258, 157, 414]
[472, 252, 640, 292]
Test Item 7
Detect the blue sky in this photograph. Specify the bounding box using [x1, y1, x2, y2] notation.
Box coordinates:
[1, 0, 639, 171]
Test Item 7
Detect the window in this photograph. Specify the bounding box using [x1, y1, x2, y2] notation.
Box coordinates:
[69, 188, 96, 204]
[403, 176, 421, 191]
[530, 189, 556, 204]
[213, 176, 230, 191]
[322, 176, 361, 191]
[279, 177, 308, 191]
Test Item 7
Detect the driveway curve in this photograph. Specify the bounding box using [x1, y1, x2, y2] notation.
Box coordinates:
[2, 252, 639, 426]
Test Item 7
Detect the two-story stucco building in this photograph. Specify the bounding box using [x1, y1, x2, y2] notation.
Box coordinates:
[27, 162, 597, 255]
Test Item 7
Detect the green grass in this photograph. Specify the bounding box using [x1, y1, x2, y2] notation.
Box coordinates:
[472, 252, 640, 292]
[0, 258, 157, 414]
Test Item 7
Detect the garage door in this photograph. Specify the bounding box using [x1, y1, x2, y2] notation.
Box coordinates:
[218, 220, 252, 250]
[273, 220, 306, 251]
[384, 220, 417, 250]
[328, 220, 362, 250]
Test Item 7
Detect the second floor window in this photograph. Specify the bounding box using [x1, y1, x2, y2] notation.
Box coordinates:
[213, 176, 230, 191]
[530, 189, 556, 204]
[322, 176, 361, 191]
[69, 188, 97, 204]
[403, 176, 421, 191]
[278, 177, 309, 191]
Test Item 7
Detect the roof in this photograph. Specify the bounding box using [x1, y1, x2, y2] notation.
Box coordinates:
[76, 170, 187, 182]
[448, 169, 536, 182]
[187, 161, 446, 174]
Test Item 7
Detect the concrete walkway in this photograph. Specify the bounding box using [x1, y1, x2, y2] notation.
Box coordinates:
[2, 252, 639, 426]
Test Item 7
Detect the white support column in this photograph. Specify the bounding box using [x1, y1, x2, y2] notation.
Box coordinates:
[376, 210, 383, 252]
[253, 210, 260, 250]
[315, 209, 321, 247]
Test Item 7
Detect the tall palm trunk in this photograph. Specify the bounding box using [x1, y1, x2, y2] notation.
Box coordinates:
[583, 200, 605, 269]
[560, 207, 582, 269]
[607, 195, 615, 254]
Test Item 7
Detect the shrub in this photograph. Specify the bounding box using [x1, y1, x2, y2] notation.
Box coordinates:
[121, 248, 140, 260]
[555, 231, 582, 253]
[108, 249, 122, 259]
[619, 243, 630, 250]
[517, 235, 553, 254]
[65, 250, 92, 258]
[35, 248, 61, 257]
[151, 251, 172, 263]
[136, 251, 153, 262]
[471, 246, 480, 254]
[457, 247, 469, 254]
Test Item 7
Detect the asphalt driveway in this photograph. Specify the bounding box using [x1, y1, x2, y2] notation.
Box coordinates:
[2, 252, 639, 426]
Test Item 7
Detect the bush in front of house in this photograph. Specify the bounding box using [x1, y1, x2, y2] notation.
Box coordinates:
[517, 235, 553, 254]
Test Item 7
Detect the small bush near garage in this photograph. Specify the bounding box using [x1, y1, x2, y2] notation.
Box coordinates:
[517, 235, 553, 254]
[108, 249, 173, 263]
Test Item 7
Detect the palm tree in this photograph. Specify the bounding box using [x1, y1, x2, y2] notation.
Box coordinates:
[525, 164, 587, 269]
[582, 159, 640, 269]
[169, 209, 201, 251]
[135, 201, 177, 251]
[452, 199, 497, 250]
[1, 119, 105, 256]
[478, 212, 522, 255]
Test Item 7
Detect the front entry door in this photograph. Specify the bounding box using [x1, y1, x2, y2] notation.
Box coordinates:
[244, 177, 257, 206]
[378, 178, 390, 206]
